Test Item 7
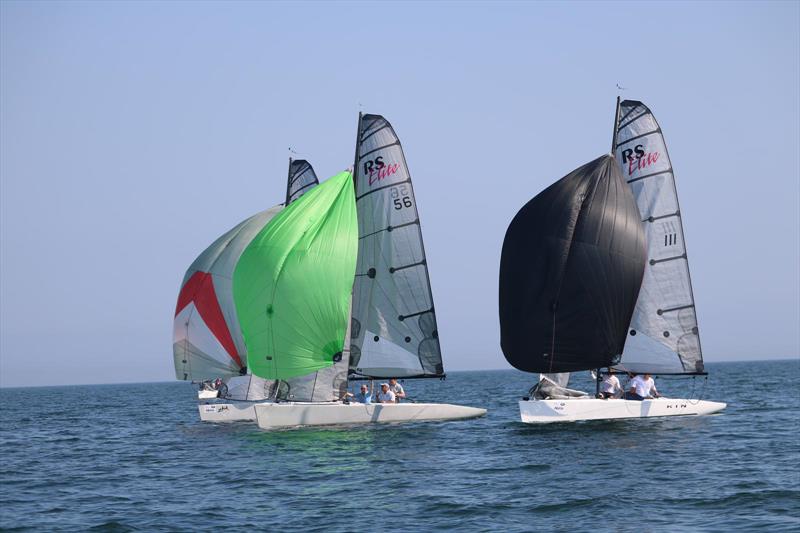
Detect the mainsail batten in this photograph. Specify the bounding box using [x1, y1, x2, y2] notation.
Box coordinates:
[614, 100, 704, 374]
[349, 114, 444, 379]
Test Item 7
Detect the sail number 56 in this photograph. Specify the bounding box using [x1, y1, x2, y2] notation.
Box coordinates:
[390, 185, 413, 210]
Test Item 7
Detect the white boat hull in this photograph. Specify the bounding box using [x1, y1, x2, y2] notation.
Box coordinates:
[198, 401, 266, 422]
[519, 397, 726, 424]
[197, 390, 219, 400]
[254, 402, 487, 429]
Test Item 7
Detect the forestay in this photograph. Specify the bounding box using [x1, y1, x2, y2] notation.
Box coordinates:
[614, 100, 704, 374]
[350, 114, 444, 378]
[499, 155, 647, 373]
[234, 170, 358, 381]
[173, 206, 282, 382]
[286, 159, 320, 205]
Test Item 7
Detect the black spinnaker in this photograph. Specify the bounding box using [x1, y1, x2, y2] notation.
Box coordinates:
[499, 154, 647, 374]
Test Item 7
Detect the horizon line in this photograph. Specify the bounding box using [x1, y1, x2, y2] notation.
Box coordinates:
[1, 357, 798, 390]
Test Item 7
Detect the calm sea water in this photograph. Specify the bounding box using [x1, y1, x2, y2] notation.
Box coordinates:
[1, 360, 798, 532]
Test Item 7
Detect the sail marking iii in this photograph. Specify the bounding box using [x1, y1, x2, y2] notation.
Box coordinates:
[615, 100, 704, 374]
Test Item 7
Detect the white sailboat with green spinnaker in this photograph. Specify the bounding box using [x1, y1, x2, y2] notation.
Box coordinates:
[175, 117, 486, 427]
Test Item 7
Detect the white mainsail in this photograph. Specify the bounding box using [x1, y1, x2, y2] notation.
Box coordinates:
[349, 114, 444, 379]
[614, 99, 704, 374]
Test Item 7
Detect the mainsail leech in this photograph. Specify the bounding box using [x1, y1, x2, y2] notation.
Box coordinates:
[349, 114, 444, 379]
[614, 100, 704, 374]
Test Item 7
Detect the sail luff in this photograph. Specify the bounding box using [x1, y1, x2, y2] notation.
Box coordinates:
[611, 95, 621, 153]
[353, 112, 363, 187]
[285, 160, 321, 205]
[285, 157, 293, 206]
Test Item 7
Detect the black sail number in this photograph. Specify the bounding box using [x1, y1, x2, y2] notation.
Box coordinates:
[390, 185, 413, 210]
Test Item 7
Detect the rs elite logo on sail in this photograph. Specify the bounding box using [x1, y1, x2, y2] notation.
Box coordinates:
[620, 144, 660, 176]
[364, 156, 400, 185]
[364, 156, 412, 211]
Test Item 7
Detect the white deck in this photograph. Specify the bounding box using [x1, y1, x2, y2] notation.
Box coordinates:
[254, 401, 487, 429]
[519, 397, 726, 424]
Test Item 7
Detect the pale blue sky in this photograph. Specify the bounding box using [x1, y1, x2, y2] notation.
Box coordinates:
[1, 1, 798, 387]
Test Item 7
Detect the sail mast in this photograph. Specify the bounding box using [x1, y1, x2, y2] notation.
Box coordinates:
[611, 95, 621, 154]
[352, 112, 362, 187]
[284, 157, 293, 206]
[344, 111, 362, 387]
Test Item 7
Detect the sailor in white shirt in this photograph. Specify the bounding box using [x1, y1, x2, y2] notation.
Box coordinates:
[388, 378, 406, 403]
[377, 383, 396, 404]
[598, 369, 622, 399]
[626, 373, 659, 401]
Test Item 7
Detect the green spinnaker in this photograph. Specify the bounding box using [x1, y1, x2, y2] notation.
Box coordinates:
[233, 170, 358, 380]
